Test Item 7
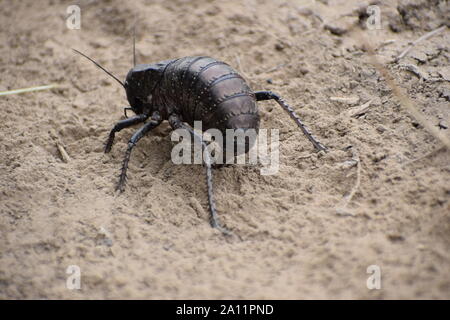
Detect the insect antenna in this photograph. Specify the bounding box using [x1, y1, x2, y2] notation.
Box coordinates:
[133, 24, 137, 67]
[72, 49, 125, 88]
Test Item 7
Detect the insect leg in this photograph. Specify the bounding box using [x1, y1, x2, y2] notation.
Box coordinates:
[116, 112, 162, 192]
[255, 90, 327, 152]
[168, 114, 233, 236]
[105, 113, 148, 153]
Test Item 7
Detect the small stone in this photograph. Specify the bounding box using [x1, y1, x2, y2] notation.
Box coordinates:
[438, 120, 448, 130]
[371, 152, 387, 163]
[388, 234, 405, 242]
[339, 159, 358, 169]
[376, 125, 387, 133]
[331, 51, 342, 58]
[297, 8, 314, 16]
[412, 120, 421, 129]
[298, 67, 309, 75]
[410, 50, 428, 63]
[438, 67, 450, 81]
[89, 38, 109, 49]
[275, 43, 285, 51]
[389, 21, 402, 33]
[349, 81, 358, 89]
[439, 88, 450, 101]
[324, 24, 347, 36]
[100, 78, 111, 86]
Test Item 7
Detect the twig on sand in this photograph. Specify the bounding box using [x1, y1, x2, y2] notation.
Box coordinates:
[56, 142, 71, 163]
[265, 63, 288, 74]
[348, 100, 373, 118]
[376, 39, 396, 51]
[0, 84, 57, 96]
[330, 96, 360, 105]
[395, 25, 447, 62]
[336, 148, 361, 216]
[298, 153, 313, 160]
[49, 129, 71, 163]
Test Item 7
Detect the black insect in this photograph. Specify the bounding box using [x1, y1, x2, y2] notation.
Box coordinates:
[73, 49, 326, 235]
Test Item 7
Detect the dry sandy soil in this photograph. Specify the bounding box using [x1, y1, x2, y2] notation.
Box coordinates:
[1, 0, 449, 299]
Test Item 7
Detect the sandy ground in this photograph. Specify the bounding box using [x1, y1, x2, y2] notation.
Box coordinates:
[0, 0, 449, 299]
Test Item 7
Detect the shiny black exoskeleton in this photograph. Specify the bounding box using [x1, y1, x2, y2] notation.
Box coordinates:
[75, 52, 326, 235]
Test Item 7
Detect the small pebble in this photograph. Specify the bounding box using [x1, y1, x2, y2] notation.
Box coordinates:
[376, 125, 387, 133]
[275, 43, 284, 51]
[324, 24, 347, 36]
[439, 88, 450, 101]
[438, 120, 448, 130]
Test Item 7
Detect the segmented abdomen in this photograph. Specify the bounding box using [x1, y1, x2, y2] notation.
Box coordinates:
[161, 56, 260, 132]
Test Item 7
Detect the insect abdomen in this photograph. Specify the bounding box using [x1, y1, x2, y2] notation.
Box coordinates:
[163, 56, 260, 133]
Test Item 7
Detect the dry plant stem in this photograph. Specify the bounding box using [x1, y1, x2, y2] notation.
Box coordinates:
[402, 145, 446, 167]
[56, 143, 71, 163]
[0, 84, 57, 96]
[349, 100, 373, 118]
[395, 25, 447, 62]
[266, 63, 287, 74]
[376, 39, 396, 50]
[298, 154, 313, 160]
[356, 31, 450, 151]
